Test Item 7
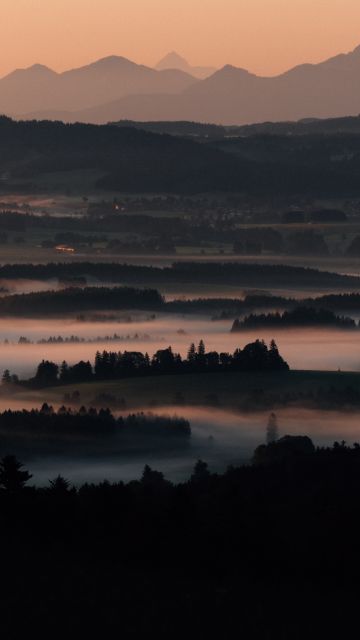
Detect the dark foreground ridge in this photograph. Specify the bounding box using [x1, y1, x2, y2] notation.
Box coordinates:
[1, 437, 360, 636]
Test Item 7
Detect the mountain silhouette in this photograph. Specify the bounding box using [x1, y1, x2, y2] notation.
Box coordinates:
[156, 51, 216, 79]
[1, 56, 196, 115]
[9, 44, 360, 124]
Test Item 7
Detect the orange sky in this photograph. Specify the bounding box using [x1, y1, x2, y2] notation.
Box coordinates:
[1, 0, 360, 77]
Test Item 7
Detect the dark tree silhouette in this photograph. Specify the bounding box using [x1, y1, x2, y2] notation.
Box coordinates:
[190, 460, 211, 483]
[31, 339, 289, 388]
[0, 455, 32, 491]
[141, 465, 167, 487]
[35, 360, 59, 386]
[2, 369, 11, 385]
[48, 475, 72, 494]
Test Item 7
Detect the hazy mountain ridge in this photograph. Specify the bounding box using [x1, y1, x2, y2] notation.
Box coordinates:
[1, 56, 197, 115]
[5, 44, 360, 124]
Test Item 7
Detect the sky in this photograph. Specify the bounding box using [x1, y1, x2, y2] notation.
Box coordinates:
[1, 0, 360, 77]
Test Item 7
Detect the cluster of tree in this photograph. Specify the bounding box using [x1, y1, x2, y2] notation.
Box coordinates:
[42, 232, 108, 248]
[303, 292, 360, 312]
[228, 114, 360, 136]
[113, 120, 226, 138]
[27, 340, 289, 387]
[282, 208, 347, 224]
[233, 228, 283, 255]
[116, 116, 360, 139]
[87, 195, 222, 216]
[15, 332, 151, 345]
[0, 404, 190, 446]
[0, 209, 188, 235]
[285, 230, 329, 255]
[0, 260, 356, 290]
[0, 286, 164, 317]
[0, 438, 360, 635]
[40, 233, 177, 255]
[165, 261, 359, 287]
[106, 237, 176, 255]
[233, 228, 333, 256]
[231, 307, 357, 331]
[170, 292, 360, 322]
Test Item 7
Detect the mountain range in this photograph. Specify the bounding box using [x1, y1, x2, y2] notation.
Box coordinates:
[3, 46, 360, 125]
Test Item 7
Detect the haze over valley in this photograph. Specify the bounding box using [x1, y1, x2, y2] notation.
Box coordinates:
[2, 2, 360, 632]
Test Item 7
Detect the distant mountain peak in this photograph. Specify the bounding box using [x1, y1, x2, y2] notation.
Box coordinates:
[157, 51, 188, 67]
[28, 63, 55, 73]
[156, 52, 216, 79]
[90, 55, 137, 66]
[210, 64, 255, 80]
[68, 55, 148, 74]
[4, 63, 57, 79]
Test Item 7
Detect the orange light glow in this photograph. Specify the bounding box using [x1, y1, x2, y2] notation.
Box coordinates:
[1, 0, 360, 77]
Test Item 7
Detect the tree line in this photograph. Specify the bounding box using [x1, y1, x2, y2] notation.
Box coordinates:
[0, 286, 164, 316]
[19, 339, 289, 388]
[0, 260, 356, 288]
[0, 438, 360, 635]
[12, 332, 151, 345]
[0, 405, 190, 454]
[231, 306, 357, 331]
[0, 281, 359, 320]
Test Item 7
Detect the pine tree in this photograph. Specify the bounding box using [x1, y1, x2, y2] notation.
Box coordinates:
[197, 339, 206, 366]
[191, 460, 210, 483]
[0, 456, 32, 491]
[59, 361, 69, 383]
[198, 340, 206, 356]
[94, 351, 102, 377]
[48, 475, 71, 494]
[2, 369, 11, 385]
[187, 343, 196, 364]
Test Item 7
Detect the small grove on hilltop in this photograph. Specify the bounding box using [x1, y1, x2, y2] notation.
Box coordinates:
[8, 339, 290, 387]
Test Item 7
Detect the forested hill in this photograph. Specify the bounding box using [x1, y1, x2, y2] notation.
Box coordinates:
[0, 261, 357, 289]
[114, 115, 360, 138]
[4, 117, 360, 195]
[0, 117, 237, 194]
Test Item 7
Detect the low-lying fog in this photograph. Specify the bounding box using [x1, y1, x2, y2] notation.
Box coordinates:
[0, 315, 359, 376]
[7, 406, 360, 486]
